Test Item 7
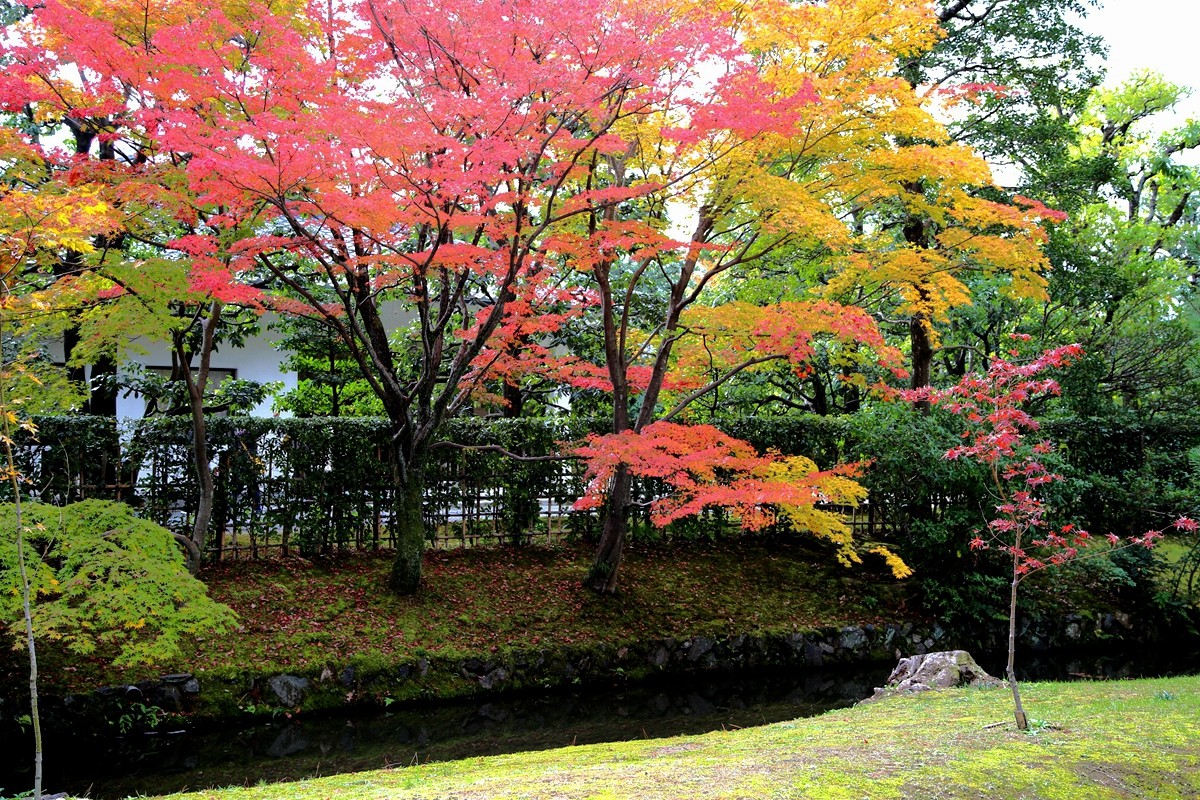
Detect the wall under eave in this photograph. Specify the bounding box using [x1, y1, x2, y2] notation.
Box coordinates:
[44, 313, 298, 419]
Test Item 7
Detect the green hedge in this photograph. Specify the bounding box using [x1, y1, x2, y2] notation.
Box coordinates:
[5, 416, 610, 558]
[6, 411, 1198, 572]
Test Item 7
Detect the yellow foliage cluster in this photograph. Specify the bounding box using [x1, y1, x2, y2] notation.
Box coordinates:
[688, 0, 951, 239]
[667, 1, 1058, 330]
[61, 0, 310, 41]
[0, 131, 118, 281]
[762, 455, 910, 579]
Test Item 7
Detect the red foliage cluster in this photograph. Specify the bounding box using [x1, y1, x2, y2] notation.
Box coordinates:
[573, 421, 862, 530]
[909, 341, 1191, 579]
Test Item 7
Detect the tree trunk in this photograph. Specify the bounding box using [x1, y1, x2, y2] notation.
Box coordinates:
[86, 354, 118, 416]
[1007, 558, 1029, 730]
[176, 302, 222, 572]
[585, 210, 715, 594]
[388, 467, 426, 594]
[186, 385, 213, 574]
[173, 532, 202, 575]
[910, 312, 934, 412]
[62, 124, 119, 422]
[63, 325, 86, 389]
[809, 373, 828, 416]
[502, 379, 524, 418]
[586, 465, 632, 594]
[902, 196, 936, 410]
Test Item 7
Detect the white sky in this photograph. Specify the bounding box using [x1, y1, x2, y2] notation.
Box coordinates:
[1084, 0, 1200, 125]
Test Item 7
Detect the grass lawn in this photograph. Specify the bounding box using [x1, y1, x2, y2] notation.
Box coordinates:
[149, 674, 1200, 800]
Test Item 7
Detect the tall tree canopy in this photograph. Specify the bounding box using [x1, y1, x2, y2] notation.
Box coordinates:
[1036, 73, 1200, 412]
[0, 0, 1063, 592]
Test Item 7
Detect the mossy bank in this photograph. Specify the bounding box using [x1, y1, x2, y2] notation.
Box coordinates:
[1, 540, 1189, 732]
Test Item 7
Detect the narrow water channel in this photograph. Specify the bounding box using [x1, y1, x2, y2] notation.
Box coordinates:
[4, 648, 1198, 800]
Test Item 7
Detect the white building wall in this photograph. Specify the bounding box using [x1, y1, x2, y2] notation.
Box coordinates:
[46, 314, 298, 419]
[113, 317, 297, 419]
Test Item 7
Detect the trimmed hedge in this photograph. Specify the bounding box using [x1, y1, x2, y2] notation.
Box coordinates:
[6, 411, 1198, 572]
[6, 416, 609, 557]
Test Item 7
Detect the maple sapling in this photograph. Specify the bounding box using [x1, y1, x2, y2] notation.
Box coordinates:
[909, 341, 1194, 729]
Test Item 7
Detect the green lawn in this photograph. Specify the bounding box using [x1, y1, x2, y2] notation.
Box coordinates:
[150, 674, 1200, 800]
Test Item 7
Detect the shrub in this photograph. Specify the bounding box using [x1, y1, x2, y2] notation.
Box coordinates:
[0, 500, 236, 666]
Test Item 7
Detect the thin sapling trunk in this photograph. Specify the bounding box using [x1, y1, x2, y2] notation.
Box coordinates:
[1007, 538, 1029, 730]
[1, 319, 44, 800]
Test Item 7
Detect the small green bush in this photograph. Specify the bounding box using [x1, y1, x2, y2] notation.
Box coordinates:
[0, 500, 237, 666]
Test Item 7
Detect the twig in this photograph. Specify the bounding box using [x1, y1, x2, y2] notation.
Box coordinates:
[429, 441, 580, 462]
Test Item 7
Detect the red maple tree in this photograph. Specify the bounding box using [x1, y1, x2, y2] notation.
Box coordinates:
[5, 0, 844, 591]
[909, 340, 1196, 728]
[2, 0, 1061, 596]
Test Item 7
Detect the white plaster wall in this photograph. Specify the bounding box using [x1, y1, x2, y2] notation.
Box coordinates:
[46, 303, 420, 419]
[112, 316, 296, 419]
[44, 314, 297, 419]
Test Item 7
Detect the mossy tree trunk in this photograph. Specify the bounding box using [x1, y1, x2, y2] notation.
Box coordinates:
[388, 465, 426, 595]
[175, 301, 223, 574]
[586, 465, 631, 594]
[909, 312, 934, 393]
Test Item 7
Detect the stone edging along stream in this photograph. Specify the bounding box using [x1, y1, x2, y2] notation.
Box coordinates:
[13, 607, 1151, 733]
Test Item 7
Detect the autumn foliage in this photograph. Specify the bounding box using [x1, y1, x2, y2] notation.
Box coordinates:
[908, 341, 1195, 728]
[573, 421, 909, 577]
[0, 0, 1067, 593]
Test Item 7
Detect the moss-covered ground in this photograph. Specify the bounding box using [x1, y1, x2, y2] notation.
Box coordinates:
[38, 538, 908, 691]
[151, 674, 1200, 800]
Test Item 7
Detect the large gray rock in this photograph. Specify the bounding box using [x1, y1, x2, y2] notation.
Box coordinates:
[267, 674, 310, 707]
[863, 650, 1002, 702]
[478, 667, 508, 690]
